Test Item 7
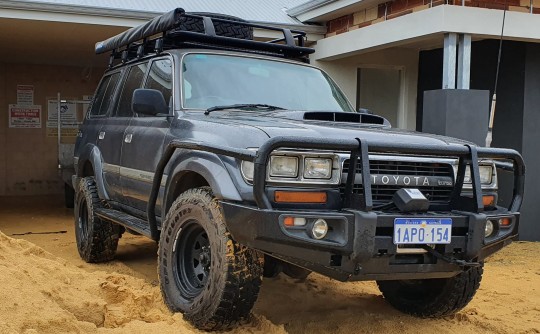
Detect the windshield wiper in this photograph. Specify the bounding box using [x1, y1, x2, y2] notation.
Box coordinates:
[204, 104, 286, 115]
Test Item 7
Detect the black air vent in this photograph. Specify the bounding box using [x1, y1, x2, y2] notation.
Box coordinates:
[304, 112, 386, 125]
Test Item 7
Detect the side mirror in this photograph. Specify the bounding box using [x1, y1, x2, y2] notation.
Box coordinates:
[132, 88, 168, 116]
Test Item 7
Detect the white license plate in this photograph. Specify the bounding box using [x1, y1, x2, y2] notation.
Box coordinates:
[393, 218, 452, 245]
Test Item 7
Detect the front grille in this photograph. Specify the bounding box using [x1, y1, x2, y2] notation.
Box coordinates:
[341, 159, 455, 205]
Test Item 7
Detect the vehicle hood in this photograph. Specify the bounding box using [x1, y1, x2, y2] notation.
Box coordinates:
[188, 111, 473, 148]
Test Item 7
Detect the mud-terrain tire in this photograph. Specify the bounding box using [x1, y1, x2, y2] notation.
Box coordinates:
[74, 177, 120, 263]
[377, 264, 484, 317]
[176, 13, 253, 40]
[159, 187, 263, 331]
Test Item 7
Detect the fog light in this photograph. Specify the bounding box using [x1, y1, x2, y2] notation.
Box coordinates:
[485, 220, 495, 237]
[311, 219, 328, 240]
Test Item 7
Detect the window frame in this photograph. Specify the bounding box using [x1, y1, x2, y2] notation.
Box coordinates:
[138, 55, 175, 117]
[113, 60, 151, 118]
[87, 68, 123, 119]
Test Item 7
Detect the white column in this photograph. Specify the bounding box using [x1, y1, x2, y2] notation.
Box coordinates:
[457, 34, 471, 89]
[443, 33, 457, 89]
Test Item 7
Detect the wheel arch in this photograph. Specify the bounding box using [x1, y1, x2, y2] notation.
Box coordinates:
[76, 144, 109, 200]
[163, 153, 242, 215]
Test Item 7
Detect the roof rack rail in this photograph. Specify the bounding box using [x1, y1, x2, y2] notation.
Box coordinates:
[95, 8, 315, 67]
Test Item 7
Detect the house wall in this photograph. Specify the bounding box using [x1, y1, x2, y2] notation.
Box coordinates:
[0, 63, 102, 196]
[417, 39, 540, 241]
[520, 42, 540, 241]
[326, 0, 537, 38]
[313, 47, 419, 130]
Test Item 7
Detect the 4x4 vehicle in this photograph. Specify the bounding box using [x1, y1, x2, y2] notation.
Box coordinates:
[73, 9, 525, 331]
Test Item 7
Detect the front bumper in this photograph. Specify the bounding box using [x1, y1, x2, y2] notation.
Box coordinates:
[222, 202, 519, 282]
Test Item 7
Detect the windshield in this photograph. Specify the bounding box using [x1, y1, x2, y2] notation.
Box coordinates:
[182, 53, 354, 112]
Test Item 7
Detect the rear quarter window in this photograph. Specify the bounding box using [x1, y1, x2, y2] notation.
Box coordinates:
[89, 72, 120, 117]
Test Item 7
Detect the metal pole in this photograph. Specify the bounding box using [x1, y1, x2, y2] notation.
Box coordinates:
[56, 93, 62, 147]
[443, 33, 457, 89]
[57, 92, 61, 169]
[457, 34, 471, 89]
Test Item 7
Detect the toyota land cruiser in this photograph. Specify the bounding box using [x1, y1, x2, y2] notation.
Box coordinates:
[73, 8, 525, 331]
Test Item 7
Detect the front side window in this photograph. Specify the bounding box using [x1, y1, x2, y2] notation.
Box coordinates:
[116, 63, 147, 117]
[145, 59, 173, 112]
[182, 54, 353, 112]
[89, 72, 120, 117]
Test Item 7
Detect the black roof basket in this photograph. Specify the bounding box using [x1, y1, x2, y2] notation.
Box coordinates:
[95, 8, 315, 67]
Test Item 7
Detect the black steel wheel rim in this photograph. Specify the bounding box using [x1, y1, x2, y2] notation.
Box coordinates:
[173, 220, 211, 299]
[77, 198, 89, 240]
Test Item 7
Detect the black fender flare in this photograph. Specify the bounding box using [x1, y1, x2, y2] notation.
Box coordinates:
[76, 143, 110, 200]
[163, 151, 242, 214]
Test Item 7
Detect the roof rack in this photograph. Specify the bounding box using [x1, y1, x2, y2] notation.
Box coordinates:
[95, 8, 315, 67]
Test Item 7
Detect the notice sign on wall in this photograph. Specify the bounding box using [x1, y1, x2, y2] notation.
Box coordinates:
[16, 85, 34, 105]
[46, 99, 79, 137]
[8, 104, 42, 128]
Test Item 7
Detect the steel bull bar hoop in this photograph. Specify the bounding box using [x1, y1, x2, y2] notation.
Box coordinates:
[147, 140, 256, 240]
[253, 137, 366, 210]
[147, 137, 525, 241]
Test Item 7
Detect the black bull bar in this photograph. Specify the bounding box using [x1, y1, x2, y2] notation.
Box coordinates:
[146, 136, 525, 241]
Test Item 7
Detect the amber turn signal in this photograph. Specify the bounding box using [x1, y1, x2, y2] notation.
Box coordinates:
[499, 217, 511, 227]
[483, 195, 495, 207]
[274, 191, 327, 204]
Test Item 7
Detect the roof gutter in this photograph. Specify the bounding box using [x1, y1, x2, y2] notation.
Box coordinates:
[0, 0, 159, 20]
[287, 0, 338, 17]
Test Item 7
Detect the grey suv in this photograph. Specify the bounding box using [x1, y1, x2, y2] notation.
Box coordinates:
[73, 8, 525, 331]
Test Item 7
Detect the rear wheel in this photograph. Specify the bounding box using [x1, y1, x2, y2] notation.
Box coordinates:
[74, 177, 120, 263]
[377, 265, 483, 317]
[159, 187, 263, 331]
[282, 263, 311, 280]
[64, 183, 75, 209]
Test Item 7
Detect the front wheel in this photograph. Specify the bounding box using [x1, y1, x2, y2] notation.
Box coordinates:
[158, 187, 263, 331]
[377, 265, 483, 317]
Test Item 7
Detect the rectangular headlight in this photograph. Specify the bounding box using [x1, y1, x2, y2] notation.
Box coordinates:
[270, 156, 298, 178]
[304, 158, 332, 179]
[464, 165, 493, 185]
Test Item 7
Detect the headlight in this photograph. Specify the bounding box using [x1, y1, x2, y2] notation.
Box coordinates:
[269, 156, 298, 178]
[240, 150, 339, 185]
[304, 158, 332, 179]
[464, 165, 493, 185]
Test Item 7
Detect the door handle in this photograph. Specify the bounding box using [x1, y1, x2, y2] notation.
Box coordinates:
[124, 133, 133, 143]
[98, 131, 105, 140]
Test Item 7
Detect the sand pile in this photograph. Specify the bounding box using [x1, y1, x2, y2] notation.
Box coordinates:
[0, 231, 285, 334]
[0, 210, 539, 334]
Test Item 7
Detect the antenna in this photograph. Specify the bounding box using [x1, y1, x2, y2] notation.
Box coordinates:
[485, 3, 507, 147]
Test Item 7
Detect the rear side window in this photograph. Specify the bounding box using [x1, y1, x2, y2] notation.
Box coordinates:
[144, 59, 173, 111]
[116, 63, 147, 117]
[89, 72, 120, 117]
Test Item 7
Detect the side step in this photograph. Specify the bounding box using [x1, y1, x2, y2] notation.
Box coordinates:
[95, 208, 152, 238]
